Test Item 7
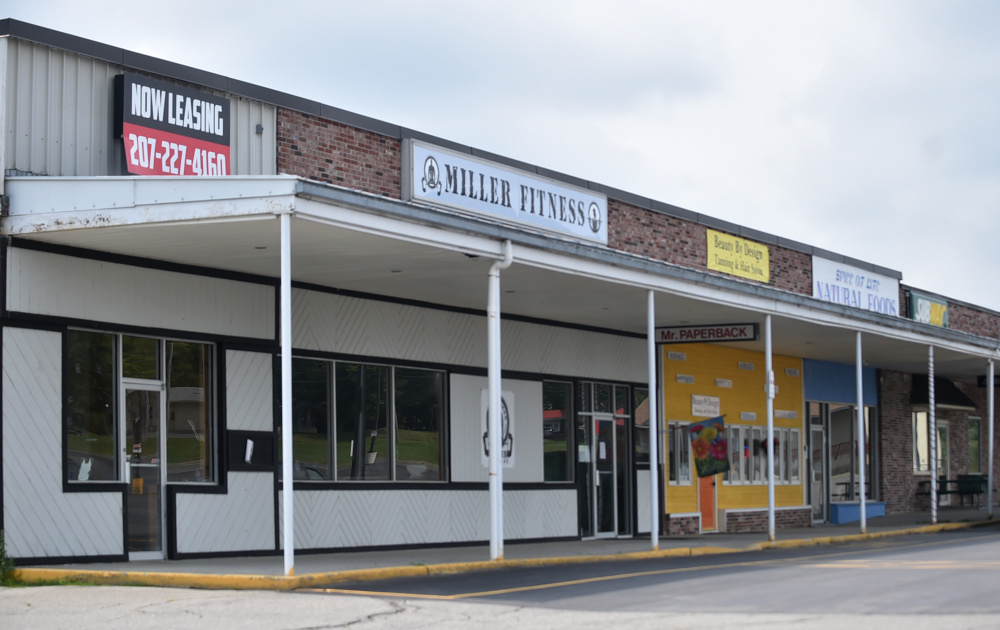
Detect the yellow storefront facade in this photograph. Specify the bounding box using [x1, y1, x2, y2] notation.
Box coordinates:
[661, 343, 809, 534]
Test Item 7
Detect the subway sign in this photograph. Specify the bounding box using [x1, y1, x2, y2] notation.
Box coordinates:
[114, 73, 231, 176]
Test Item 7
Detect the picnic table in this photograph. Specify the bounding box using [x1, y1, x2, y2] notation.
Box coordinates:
[917, 474, 988, 506]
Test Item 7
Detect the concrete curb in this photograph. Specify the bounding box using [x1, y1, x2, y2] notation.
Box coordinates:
[14, 520, 996, 591]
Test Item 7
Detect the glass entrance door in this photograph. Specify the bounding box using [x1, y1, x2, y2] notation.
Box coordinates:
[810, 425, 826, 522]
[593, 414, 617, 537]
[124, 386, 164, 559]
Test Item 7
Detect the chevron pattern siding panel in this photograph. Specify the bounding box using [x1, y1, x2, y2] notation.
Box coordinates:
[2, 327, 123, 558]
[226, 350, 274, 431]
[281, 488, 573, 549]
[7, 248, 275, 340]
[291, 288, 645, 381]
[291, 289, 484, 366]
[175, 472, 275, 553]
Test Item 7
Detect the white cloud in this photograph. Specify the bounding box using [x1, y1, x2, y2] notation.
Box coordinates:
[2, 0, 999, 311]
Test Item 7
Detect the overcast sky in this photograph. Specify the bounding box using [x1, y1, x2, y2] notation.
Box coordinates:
[4, 1, 1000, 312]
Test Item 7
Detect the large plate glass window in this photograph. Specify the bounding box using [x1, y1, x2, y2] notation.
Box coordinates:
[289, 358, 445, 481]
[66, 331, 118, 481]
[542, 381, 573, 482]
[65, 330, 215, 485]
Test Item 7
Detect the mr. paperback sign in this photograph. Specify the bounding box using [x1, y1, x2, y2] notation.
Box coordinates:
[114, 73, 231, 176]
[403, 139, 608, 244]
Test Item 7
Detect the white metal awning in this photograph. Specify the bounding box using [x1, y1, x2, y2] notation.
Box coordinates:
[5, 175, 999, 382]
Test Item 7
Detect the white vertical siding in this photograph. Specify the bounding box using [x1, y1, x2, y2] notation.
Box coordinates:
[449, 374, 543, 483]
[7, 248, 275, 339]
[175, 472, 274, 554]
[282, 488, 575, 549]
[2, 327, 123, 558]
[292, 287, 646, 381]
[226, 350, 274, 431]
[3, 38, 277, 178]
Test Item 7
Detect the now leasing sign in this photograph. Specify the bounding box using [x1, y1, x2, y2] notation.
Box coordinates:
[403, 139, 608, 244]
[656, 323, 759, 344]
[114, 73, 231, 176]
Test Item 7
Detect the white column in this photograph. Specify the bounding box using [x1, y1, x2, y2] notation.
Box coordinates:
[765, 315, 775, 542]
[488, 240, 512, 561]
[929, 346, 937, 525]
[855, 332, 867, 533]
[988, 359, 995, 520]
[280, 211, 295, 576]
[647, 290, 659, 550]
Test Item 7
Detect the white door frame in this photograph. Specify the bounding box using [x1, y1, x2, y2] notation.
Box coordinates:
[122, 379, 167, 560]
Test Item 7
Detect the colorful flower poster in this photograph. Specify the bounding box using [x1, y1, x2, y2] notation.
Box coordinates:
[688, 416, 730, 478]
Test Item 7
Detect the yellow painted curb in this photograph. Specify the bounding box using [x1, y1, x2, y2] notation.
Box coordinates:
[14, 519, 995, 591]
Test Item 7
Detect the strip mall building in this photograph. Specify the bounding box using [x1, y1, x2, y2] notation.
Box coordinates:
[1, 19, 997, 567]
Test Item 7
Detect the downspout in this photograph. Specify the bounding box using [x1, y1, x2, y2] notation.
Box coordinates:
[488, 240, 513, 561]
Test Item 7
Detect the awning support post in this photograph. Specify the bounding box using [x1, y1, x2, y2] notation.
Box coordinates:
[280, 210, 295, 576]
[647, 290, 659, 550]
[856, 331, 867, 534]
[930, 345, 937, 525]
[988, 359, 995, 520]
[765, 315, 775, 542]
[488, 240, 513, 561]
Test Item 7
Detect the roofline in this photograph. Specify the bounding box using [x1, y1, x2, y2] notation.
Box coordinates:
[0, 17, 902, 282]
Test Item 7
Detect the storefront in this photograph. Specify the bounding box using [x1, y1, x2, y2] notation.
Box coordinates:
[660, 342, 807, 534]
[0, 20, 997, 568]
[803, 359, 880, 524]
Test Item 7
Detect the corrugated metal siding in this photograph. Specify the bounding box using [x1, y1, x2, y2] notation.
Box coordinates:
[5, 38, 120, 177]
[2, 327, 123, 558]
[7, 247, 275, 340]
[292, 287, 646, 381]
[175, 472, 274, 554]
[3, 38, 276, 177]
[282, 488, 575, 549]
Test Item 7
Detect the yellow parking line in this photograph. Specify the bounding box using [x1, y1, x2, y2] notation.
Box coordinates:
[306, 530, 1000, 600]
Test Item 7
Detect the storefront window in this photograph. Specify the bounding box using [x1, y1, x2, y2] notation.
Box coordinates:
[293, 358, 331, 480]
[968, 417, 982, 473]
[66, 330, 118, 481]
[65, 330, 215, 484]
[542, 381, 572, 482]
[165, 341, 213, 482]
[913, 410, 930, 472]
[667, 421, 691, 484]
[723, 424, 799, 486]
[633, 388, 650, 465]
[290, 359, 445, 481]
[394, 367, 444, 481]
[122, 335, 160, 380]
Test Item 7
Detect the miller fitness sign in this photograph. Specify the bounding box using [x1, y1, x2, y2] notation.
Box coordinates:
[403, 139, 608, 244]
[114, 72, 231, 176]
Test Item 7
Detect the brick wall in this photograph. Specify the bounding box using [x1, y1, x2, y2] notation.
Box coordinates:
[879, 370, 1000, 513]
[723, 507, 811, 533]
[607, 200, 812, 295]
[666, 514, 700, 536]
[948, 303, 1000, 340]
[276, 109, 401, 198]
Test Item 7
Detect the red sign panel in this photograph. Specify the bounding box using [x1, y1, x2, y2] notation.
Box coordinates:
[115, 73, 231, 176]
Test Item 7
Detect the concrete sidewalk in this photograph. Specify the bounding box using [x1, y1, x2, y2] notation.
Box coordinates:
[13, 506, 998, 590]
